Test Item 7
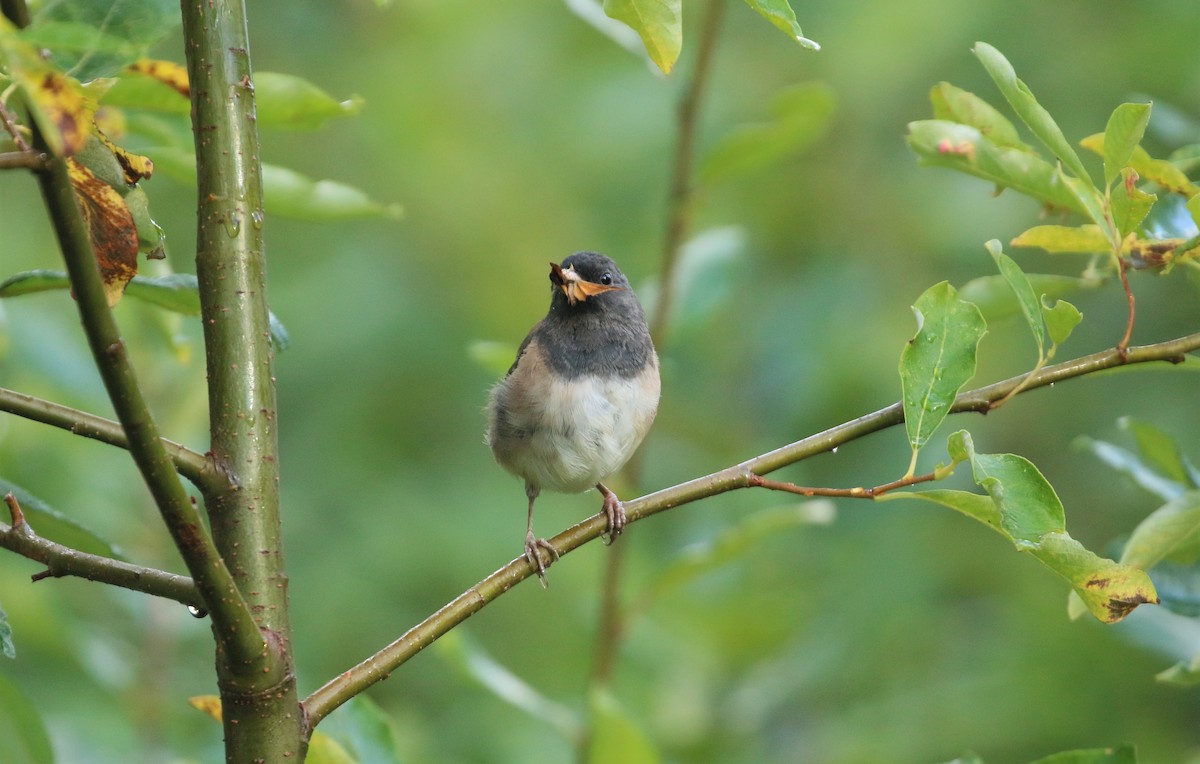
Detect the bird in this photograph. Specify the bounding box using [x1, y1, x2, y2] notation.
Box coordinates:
[486, 252, 660, 585]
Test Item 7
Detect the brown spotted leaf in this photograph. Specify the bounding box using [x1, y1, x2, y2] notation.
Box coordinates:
[67, 159, 138, 306]
[0, 18, 94, 156]
[96, 128, 154, 184]
[127, 58, 190, 98]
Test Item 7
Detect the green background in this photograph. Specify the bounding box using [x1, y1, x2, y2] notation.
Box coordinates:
[2, 0, 1200, 761]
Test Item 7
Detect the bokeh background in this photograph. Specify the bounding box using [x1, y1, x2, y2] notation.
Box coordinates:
[2, 0, 1200, 761]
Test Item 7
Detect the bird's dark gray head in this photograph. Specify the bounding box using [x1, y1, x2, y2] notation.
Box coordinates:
[538, 251, 653, 378]
[548, 251, 635, 314]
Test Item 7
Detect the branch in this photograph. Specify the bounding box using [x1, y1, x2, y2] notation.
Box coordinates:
[0, 386, 225, 494]
[180, 0, 299, 757]
[590, 0, 726, 700]
[0, 150, 47, 170]
[0, 494, 201, 607]
[302, 331, 1200, 730]
[748, 470, 938, 498]
[646, 0, 724, 344]
[0, 0, 270, 672]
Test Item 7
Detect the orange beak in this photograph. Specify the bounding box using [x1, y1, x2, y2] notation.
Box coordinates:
[549, 262, 623, 306]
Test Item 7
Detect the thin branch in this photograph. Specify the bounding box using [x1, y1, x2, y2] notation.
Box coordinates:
[0, 150, 47, 170]
[0, 386, 225, 494]
[302, 330, 1200, 731]
[0, 93, 31, 151]
[589, 0, 726, 704]
[22, 104, 264, 669]
[3, 0, 262, 666]
[0, 494, 201, 607]
[646, 0, 724, 345]
[1116, 256, 1136, 357]
[748, 470, 938, 499]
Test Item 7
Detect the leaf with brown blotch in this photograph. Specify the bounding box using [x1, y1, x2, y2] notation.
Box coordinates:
[95, 128, 154, 184]
[126, 58, 190, 98]
[67, 159, 139, 306]
[0, 18, 94, 156]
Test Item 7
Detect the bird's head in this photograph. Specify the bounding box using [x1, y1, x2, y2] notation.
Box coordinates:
[548, 253, 627, 307]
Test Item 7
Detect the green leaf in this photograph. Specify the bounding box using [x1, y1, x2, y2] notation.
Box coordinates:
[1110, 168, 1157, 238]
[639, 226, 746, 337]
[306, 733, 357, 764]
[1120, 417, 1194, 486]
[1120, 490, 1200, 569]
[254, 72, 363, 131]
[98, 72, 190, 115]
[0, 672, 54, 764]
[0, 603, 13, 659]
[741, 0, 820, 50]
[952, 430, 1157, 622]
[700, 82, 835, 184]
[1188, 194, 1200, 231]
[1102, 103, 1152, 186]
[1138, 559, 1200, 617]
[436, 631, 580, 739]
[634, 502, 835, 613]
[878, 488, 1002, 535]
[0, 478, 121, 559]
[1074, 436, 1187, 502]
[468, 340, 518, 377]
[1081, 134, 1198, 197]
[972, 42, 1095, 187]
[587, 689, 661, 764]
[1029, 745, 1137, 764]
[906, 120, 1086, 214]
[603, 0, 681, 75]
[144, 147, 403, 221]
[1157, 658, 1200, 687]
[33, 0, 180, 79]
[958, 274, 1090, 323]
[985, 239, 1044, 356]
[1061, 173, 1111, 234]
[929, 82, 1028, 150]
[0, 271, 291, 351]
[1011, 224, 1111, 254]
[899, 282, 986, 454]
[959, 432, 1063, 541]
[1041, 296, 1081, 348]
[314, 695, 402, 764]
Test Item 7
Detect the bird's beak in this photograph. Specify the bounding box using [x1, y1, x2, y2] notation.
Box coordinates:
[549, 262, 623, 306]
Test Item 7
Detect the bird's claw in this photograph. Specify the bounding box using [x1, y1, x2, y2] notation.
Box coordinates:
[524, 532, 560, 587]
[601, 491, 626, 545]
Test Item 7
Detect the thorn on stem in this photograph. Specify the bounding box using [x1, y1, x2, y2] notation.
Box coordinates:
[4, 493, 27, 529]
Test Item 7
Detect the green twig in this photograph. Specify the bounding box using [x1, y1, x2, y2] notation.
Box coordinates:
[301, 330, 1200, 731]
[587, 0, 727, 718]
[0, 150, 46, 170]
[0, 386, 225, 493]
[0, 493, 201, 607]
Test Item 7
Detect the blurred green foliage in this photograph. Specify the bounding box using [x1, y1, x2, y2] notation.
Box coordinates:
[2, 1, 1200, 762]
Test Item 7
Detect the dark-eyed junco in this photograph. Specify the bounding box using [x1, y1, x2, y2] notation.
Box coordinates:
[486, 252, 660, 584]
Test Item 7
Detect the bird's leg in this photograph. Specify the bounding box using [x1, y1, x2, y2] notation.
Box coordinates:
[524, 482, 559, 587]
[596, 482, 626, 544]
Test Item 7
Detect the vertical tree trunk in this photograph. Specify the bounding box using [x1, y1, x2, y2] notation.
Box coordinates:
[180, 1, 301, 759]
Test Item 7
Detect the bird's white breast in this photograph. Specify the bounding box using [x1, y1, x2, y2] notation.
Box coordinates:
[487, 350, 660, 494]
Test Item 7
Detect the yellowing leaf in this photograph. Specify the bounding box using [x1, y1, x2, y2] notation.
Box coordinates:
[94, 128, 154, 184]
[188, 695, 223, 722]
[0, 18, 94, 156]
[1011, 224, 1111, 254]
[67, 159, 139, 306]
[603, 0, 682, 75]
[127, 58, 190, 98]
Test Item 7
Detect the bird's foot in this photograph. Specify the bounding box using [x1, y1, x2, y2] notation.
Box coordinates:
[598, 484, 626, 545]
[524, 531, 560, 588]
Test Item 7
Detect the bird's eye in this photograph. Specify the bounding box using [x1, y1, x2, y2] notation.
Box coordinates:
[600, 272, 613, 285]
